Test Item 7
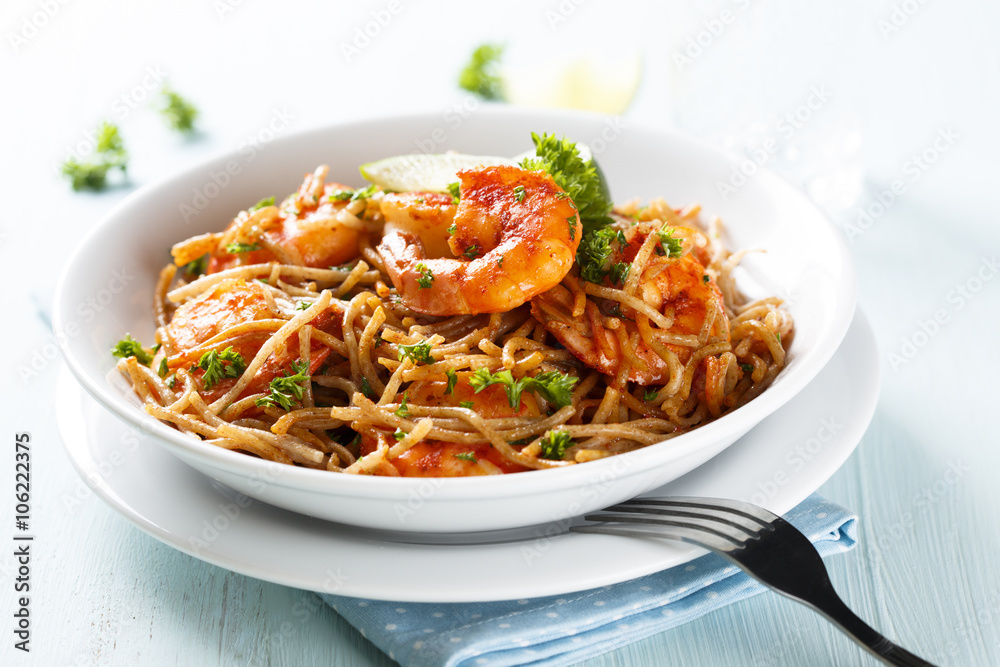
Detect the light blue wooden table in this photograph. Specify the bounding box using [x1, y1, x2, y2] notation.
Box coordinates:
[3, 1, 999, 665]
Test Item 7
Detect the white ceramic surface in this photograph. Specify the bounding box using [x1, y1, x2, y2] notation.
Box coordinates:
[55, 311, 877, 602]
[53, 108, 856, 533]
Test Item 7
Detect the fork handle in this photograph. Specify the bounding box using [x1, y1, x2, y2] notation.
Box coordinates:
[809, 588, 936, 666]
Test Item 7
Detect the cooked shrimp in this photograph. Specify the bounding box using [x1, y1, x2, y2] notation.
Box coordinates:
[162, 278, 336, 402]
[376, 165, 581, 316]
[531, 223, 728, 386]
[357, 372, 538, 476]
[170, 165, 366, 274]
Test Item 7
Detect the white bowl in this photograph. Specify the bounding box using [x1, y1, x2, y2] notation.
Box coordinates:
[54, 108, 856, 533]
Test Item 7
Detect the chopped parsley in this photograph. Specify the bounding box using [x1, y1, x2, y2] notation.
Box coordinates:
[539, 430, 573, 461]
[296, 300, 312, 311]
[225, 241, 260, 254]
[360, 376, 377, 399]
[329, 184, 378, 202]
[609, 261, 630, 286]
[445, 369, 458, 395]
[446, 181, 461, 205]
[158, 84, 199, 133]
[250, 196, 275, 211]
[703, 274, 710, 284]
[739, 363, 754, 374]
[656, 225, 683, 258]
[519, 132, 612, 234]
[457, 43, 505, 100]
[462, 245, 481, 259]
[567, 216, 577, 241]
[397, 340, 434, 365]
[112, 334, 152, 365]
[61, 121, 129, 191]
[447, 222, 457, 236]
[392, 428, 406, 441]
[455, 452, 478, 462]
[469, 368, 578, 409]
[459, 400, 475, 409]
[643, 388, 659, 402]
[513, 185, 526, 202]
[416, 262, 434, 289]
[394, 393, 410, 418]
[255, 360, 310, 411]
[184, 254, 209, 277]
[194, 346, 247, 390]
[158, 358, 169, 378]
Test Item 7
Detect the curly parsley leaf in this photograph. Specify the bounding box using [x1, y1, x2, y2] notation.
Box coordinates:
[469, 368, 578, 409]
[112, 334, 153, 365]
[519, 132, 612, 234]
[458, 43, 505, 100]
[394, 392, 410, 418]
[445, 369, 458, 395]
[455, 452, 478, 462]
[194, 346, 247, 389]
[255, 360, 309, 411]
[539, 430, 573, 460]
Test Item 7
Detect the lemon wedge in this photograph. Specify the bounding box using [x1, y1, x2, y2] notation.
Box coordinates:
[501, 49, 642, 114]
[360, 153, 516, 193]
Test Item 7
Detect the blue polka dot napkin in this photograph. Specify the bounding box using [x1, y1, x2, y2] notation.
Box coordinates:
[320, 494, 856, 667]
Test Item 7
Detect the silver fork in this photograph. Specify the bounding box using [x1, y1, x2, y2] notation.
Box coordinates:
[572, 497, 935, 666]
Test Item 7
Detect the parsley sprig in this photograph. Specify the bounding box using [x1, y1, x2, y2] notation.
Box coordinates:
[458, 43, 505, 100]
[519, 133, 612, 234]
[158, 85, 199, 134]
[255, 360, 310, 411]
[61, 121, 129, 191]
[577, 228, 628, 284]
[194, 346, 246, 390]
[469, 368, 578, 409]
[111, 334, 153, 365]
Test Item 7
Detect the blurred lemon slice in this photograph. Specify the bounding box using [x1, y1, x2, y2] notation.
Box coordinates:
[501, 49, 642, 114]
[360, 153, 516, 193]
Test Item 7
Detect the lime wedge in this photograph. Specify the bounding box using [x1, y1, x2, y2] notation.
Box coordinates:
[360, 153, 516, 193]
[501, 49, 642, 114]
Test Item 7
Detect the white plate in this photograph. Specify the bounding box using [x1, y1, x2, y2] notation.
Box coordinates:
[53, 108, 857, 533]
[56, 310, 878, 602]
